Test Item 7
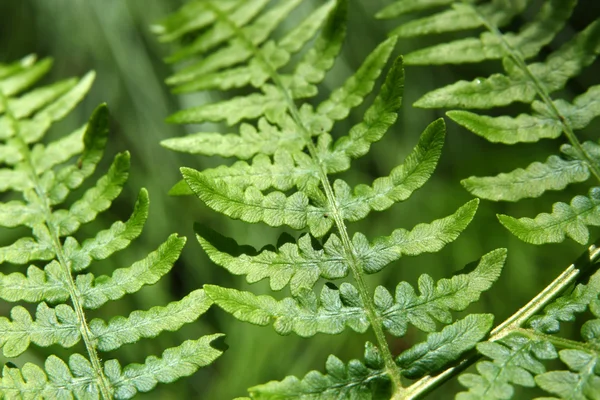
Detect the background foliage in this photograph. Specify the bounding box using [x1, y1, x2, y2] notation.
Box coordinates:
[1, 0, 599, 398]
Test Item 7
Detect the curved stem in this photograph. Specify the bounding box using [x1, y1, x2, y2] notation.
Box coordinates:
[8, 118, 113, 398]
[464, 1, 600, 182]
[206, 3, 405, 395]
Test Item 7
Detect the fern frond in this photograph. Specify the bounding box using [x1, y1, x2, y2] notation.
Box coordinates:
[379, 0, 600, 245]
[0, 57, 223, 398]
[158, 0, 506, 397]
[453, 248, 600, 400]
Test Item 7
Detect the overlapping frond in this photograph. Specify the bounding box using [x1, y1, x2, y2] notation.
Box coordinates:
[0, 57, 223, 398]
[457, 266, 600, 399]
[378, 0, 600, 245]
[157, 0, 507, 398]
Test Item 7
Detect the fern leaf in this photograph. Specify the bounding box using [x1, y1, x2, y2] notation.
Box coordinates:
[400, 0, 576, 65]
[498, 188, 600, 245]
[329, 56, 404, 166]
[457, 334, 558, 400]
[196, 227, 346, 295]
[51, 151, 130, 237]
[335, 119, 445, 221]
[397, 314, 494, 379]
[106, 334, 225, 399]
[158, 1, 507, 397]
[201, 150, 318, 192]
[77, 234, 186, 309]
[66, 188, 149, 272]
[447, 109, 562, 144]
[376, 249, 506, 336]
[197, 200, 478, 294]
[535, 349, 600, 399]
[0, 57, 223, 397]
[529, 268, 600, 334]
[162, 116, 305, 159]
[248, 341, 389, 399]
[380, 0, 600, 245]
[356, 199, 479, 274]
[181, 167, 333, 237]
[204, 283, 370, 337]
[316, 36, 396, 122]
[462, 156, 589, 202]
[205, 249, 505, 337]
[389, 1, 526, 38]
[0, 263, 68, 303]
[0, 303, 79, 357]
[90, 289, 212, 352]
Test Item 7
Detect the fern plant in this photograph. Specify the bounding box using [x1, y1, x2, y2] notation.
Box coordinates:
[377, 0, 600, 246]
[153, 0, 513, 398]
[0, 56, 224, 398]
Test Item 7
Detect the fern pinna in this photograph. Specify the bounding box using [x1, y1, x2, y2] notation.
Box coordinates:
[378, 0, 600, 246]
[155, 0, 508, 398]
[0, 57, 223, 398]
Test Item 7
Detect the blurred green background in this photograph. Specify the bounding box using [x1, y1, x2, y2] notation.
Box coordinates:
[1, 0, 599, 398]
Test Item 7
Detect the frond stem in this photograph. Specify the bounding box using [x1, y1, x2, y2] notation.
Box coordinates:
[464, 1, 600, 182]
[401, 239, 600, 399]
[205, 3, 405, 395]
[7, 109, 113, 399]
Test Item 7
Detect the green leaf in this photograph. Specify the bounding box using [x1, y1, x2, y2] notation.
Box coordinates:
[181, 167, 333, 237]
[0, 303, 79, 357]
[529, 269, 600, 334]
[77, 234, 186, 309]
[106, 334, 226, 399]
[355, 199, 478, 274]
[397, 314, 494, 379]
[327, 55, 404, 171]
[316, 36, 396, 122]
[403, 0, 576, 65]
[457, 334, 557, 400]
[162, 117, 305, 159]
[201, 150, 318, 192]
[66, 188, 149, 272]
[0, 354, 99, 398]
[90, 289, 212, 352]
[535, 349, 600, 400]
[447, 109, 562, 144]
[51, 151, 130, 237]
[376, 249, 506, 336]
[167, 86, 286, 125]
[0, 237, 54, 264]
[462, 155, 589, 202]
[249, 341, 389, 399]
[389, 1, 525, 38]
[553, 85, 600, 130]
[334, 119, 445, 221]
[0, 58, 52, 97]
[0, 262, 68, 304]
[289, 0, 347, 98]
[204, 283, 369, 336]
[498, 187, 600, 245]
[376, 0, 454, 19]
[196, 226, 347, 295]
